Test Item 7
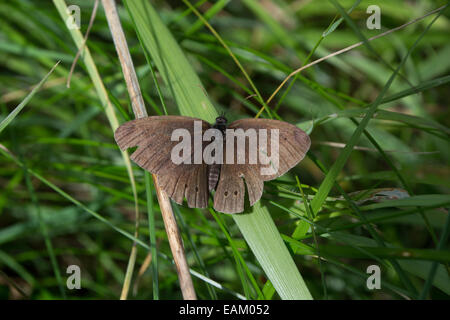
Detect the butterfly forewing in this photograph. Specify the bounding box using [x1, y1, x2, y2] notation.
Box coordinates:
[213, 118, 310, 214]
[114, 116, 211, 208]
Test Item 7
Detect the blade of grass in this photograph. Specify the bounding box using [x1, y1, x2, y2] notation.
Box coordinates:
[209, 208, 264, 299]
[245, 0, 359, 115]
[185, 0, 230, 36]
[307, 152, 418, 296]
[239, 3, 442, 296]
[419, 211, 450, 299]
[296, 176, 327, 299]
[22, 161, 66, 298]
[125, 0, 313, 300]
[53, 0, 141, 299]
[173, 204, 218, 299]
[330, 0, 441, 246]
[181, 0, 272, 119]
[267, 4, 447, 106]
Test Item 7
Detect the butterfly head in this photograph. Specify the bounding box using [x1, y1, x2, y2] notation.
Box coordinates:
[213, 114, 228, 134]
[214, 115, 227, 126]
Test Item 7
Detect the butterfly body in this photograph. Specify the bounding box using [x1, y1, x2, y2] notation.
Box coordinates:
[208, 115, 228, 192]
[114, 115, 310, 213]
[211, 115, 227, 135]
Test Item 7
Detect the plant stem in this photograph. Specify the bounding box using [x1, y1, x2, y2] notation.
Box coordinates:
[102, 0, 196, 300]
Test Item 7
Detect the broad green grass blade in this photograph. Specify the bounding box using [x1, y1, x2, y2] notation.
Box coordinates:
[22, 161, 66, 298]
[145, 172, 159, 299]
[125, 0, 312, 300]
[322, 0, 361, 36]
[419, 212, 450, 299]
[209, 208, 264, 299]
[241, 0, 302, 58]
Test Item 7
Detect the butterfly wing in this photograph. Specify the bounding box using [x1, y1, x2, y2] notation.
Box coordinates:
[115, 116, 211, 208]
[213, 118, 310, 214]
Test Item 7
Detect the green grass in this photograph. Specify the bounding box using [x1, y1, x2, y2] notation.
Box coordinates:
[0, 0, 449, 300]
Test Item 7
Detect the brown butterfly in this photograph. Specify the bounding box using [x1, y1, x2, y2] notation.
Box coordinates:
[114, 115, 310, 214]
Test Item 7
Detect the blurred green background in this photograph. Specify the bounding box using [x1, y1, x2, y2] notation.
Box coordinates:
[0, 0, 449, 300]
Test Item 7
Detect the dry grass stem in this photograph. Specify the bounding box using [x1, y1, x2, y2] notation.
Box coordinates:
[102, 0, 197, 300]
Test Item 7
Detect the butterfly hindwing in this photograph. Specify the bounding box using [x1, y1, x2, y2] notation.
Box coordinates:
[213, 118, 310, 214]
[114, 116, 211, 208]
[214, 165, 246, 214]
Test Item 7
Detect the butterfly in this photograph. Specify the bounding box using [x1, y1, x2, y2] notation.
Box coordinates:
[114, 115, 310, 214]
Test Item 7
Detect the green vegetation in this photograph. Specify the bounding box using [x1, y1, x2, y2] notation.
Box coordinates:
[0, 0, 449, 300]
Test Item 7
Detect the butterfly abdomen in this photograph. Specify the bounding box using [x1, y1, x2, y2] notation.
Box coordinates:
[208, 163, 221, 192]
[208, 116, 227, 192]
